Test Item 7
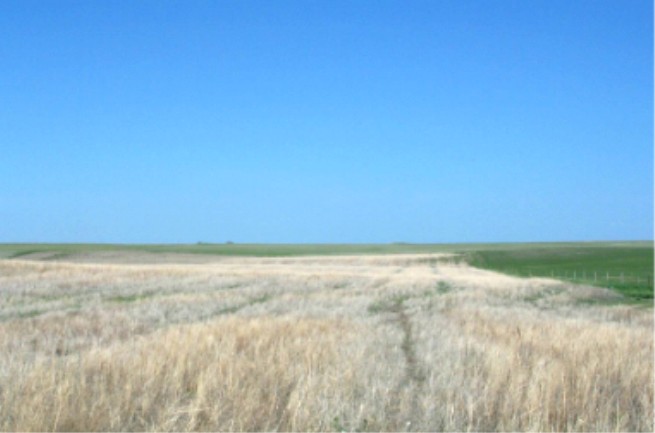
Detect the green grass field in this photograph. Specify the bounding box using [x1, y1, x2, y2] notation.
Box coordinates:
[0, 242, 459, 259]
[467, 243, 653, 301]
[1, 240, 650, 258]
[1, 241, 652, 301]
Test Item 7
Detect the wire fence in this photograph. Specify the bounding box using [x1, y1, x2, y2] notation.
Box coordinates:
[505, 269, 653, 289]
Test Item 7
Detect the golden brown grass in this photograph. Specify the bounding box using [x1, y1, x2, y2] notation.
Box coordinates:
[0, 253, 652, 431]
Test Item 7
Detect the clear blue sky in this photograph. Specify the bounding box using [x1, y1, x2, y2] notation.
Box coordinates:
[1, 0, 652, 243]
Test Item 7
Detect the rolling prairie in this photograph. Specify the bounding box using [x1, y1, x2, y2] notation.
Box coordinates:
[0, 252, 652, 431]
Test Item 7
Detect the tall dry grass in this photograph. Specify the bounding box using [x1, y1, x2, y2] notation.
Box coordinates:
[0, 254, 652, 431]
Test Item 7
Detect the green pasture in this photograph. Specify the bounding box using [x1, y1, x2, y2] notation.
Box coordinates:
[0, 242, 567, 258]
[0, 242, 454, 259]
[468, 243, 654, 302]
[1, 240, 649, 259]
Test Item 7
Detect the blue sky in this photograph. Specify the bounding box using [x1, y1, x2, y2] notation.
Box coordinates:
[1, 0, 652, 243]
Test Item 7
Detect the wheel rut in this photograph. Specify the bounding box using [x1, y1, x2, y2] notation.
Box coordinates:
[386, 299, 426, 429]
[390, 303, 424, 385]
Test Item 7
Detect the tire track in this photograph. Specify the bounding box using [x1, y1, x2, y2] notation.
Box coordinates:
[384, 298, 426, 430]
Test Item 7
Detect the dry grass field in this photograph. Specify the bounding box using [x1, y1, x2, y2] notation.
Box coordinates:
[0, 252, 652, 431]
